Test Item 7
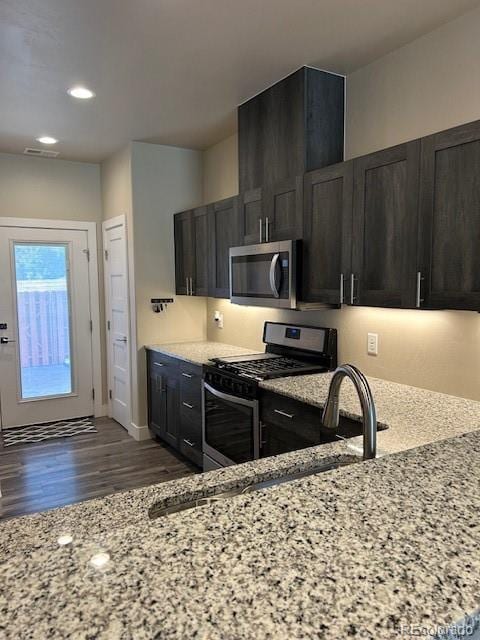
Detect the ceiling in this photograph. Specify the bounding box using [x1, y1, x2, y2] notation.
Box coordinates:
[1, 0, 479, 163]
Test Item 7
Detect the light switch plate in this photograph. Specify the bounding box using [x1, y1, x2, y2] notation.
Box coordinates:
[367, 332, 378, 356]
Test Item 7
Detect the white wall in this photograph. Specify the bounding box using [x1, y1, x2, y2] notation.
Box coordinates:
[0, 152, 102, 220]
[130, 142, 205, 427]
[203, 8, 480, 401]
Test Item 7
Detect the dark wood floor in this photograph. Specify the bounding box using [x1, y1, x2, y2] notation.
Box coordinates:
[0, 417, 198, 520]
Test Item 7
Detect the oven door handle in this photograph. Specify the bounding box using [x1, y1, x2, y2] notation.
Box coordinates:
[269, 253, 281, 298]
[203, 382, 258, 408]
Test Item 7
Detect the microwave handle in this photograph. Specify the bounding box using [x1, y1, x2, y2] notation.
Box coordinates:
[269, 253, 281, 298]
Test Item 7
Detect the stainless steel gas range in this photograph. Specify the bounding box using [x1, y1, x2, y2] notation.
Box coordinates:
[202, 322, 337, 470]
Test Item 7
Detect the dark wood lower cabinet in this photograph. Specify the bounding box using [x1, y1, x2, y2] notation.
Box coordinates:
[147, 351, 203, 467]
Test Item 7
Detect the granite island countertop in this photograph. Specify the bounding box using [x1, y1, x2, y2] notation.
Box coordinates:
[1, 431, 479, 639]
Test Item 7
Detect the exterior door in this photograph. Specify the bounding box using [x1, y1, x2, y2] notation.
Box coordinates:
[103, 216, 131, 430]
[0, 226, 94, 427]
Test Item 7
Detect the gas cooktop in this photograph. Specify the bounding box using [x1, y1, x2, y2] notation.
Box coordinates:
[211, 353, 328, 380]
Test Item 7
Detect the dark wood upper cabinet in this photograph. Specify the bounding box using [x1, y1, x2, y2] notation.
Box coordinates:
[263, 175, 303, 242]
[208, 196, 241, 298]
[174, 206, 208, 296]
[351, 141, 420, 308]
[174, 210, 193, 296]
[240, 187, 263, 245]
[418, 120, 480, 310]
[302, 162, 353, 305]
[238, 67, 344, 192]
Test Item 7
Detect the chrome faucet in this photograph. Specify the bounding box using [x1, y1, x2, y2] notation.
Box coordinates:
[322, 364, 377, 460]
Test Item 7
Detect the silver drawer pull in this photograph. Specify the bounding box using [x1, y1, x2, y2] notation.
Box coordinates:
[274, 409, 294, 419]
[153, 362, 164, 367]
[183, 438, 195, 447]
[182, 402, 194, 409]
[181, 372, 193, 378]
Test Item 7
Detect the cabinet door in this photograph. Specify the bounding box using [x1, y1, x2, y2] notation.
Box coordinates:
[240, 187, 263, 245]
[147, 352, 179, 448]
[263, 176, 303, 242]
[418, 120, 480, 310]
[174, 210, 193, 295]
[303, 162, 353, 304]
[208, 196, 241, 298]
[147, 365, 166, 437]
[351, 141, 420, 308]
[192, 206, 208, 296]
[163, 374, 179, 448]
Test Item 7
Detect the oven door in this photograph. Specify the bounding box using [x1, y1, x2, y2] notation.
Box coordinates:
[229, 240, 297, 309]
[202, 382, 259, 467]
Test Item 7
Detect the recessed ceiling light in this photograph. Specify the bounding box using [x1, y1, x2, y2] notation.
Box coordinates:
[36, 136, 58, 145]
[68, 86, 95, 100]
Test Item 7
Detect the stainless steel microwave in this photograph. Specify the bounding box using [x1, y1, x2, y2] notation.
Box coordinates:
[229, 240, 298, 309]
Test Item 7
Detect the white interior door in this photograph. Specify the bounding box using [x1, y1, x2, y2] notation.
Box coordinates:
[0, 226, 94, 427]
[103, 216, 131, 430]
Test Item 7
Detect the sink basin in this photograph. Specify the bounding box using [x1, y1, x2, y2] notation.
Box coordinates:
[148, 455, 358, 520]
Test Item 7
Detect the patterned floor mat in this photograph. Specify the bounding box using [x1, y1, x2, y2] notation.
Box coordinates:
[2, 417, 96, 447]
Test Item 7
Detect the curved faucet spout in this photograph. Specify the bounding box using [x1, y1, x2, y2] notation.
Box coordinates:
[321, 364, 377, 460]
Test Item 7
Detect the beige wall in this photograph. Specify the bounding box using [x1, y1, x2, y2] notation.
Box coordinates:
[130, 142, 206, 427]
[204, 9, 480, 401]
[202, 134, 239, 203]
[0, 152, 102, 220]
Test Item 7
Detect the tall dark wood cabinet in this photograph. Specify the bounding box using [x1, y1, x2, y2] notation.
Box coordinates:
[208, 196, 241, 298]
[240, 187, 263, 245]
[174, 210, 193, 296]
[174, 206, 208, 296]
[302, 162, 353, 305]
[418, 120, 480, 310]
[263, 175, 303, 242]
[351, 141, 420, 308]
[238, 67, 344, 192]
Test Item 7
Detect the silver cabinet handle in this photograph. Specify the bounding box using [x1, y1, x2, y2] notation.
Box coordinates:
[153, 362, 164, 367]
[350, 273, 356, 304]
[265, 217, 270, 243]
[339, 273, 344, 304]
[190, 277, 194, 296]
[274, 409, 294, 419]
[183, 438, 195, 447]
[259, 218, 263, 243]
[185, 277, 189, 294]
[416, 271, 424, 308]
[269, 253, 280, 298]
[181, 372, 193, 378]
[0, 337, 16, 344]
[182, 402, 194, 409]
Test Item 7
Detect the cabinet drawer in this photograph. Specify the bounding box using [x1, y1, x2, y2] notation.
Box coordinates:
[178, 363, 202, 414]
[148, 351, 178, 376]
[179, 411, 203, 467]
[261, 390, 322, 443]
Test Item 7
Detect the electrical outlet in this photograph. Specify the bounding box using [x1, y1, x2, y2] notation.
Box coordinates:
[214, 310, 224, 329]
[367, 332, 378, 356]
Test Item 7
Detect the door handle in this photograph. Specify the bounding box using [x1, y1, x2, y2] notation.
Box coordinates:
[350, 273, 357, 304]
[259, 218, 263, 243]
[0, 337, 16, 344]
[416, 271, 424, 308]
[269, 253, 280, 298]
[274, 409, 294, 419]
[115, 337, 127, 343]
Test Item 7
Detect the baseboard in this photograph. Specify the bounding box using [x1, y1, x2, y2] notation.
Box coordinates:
[128, 422, 151, 441]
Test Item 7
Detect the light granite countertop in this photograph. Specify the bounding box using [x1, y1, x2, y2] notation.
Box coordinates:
[1, 432, 479, 639]
[145, 341, 255, 366]
[1, 340, 480, 638]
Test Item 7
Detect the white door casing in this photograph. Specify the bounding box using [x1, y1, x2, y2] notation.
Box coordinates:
[103, 215, 131, 430]
[0, 226, 94, 427]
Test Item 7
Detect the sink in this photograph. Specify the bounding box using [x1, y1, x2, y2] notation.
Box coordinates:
[148, 455, 358, 520]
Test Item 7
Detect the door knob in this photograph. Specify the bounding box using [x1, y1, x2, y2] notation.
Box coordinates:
[0, 337, 16, 344]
